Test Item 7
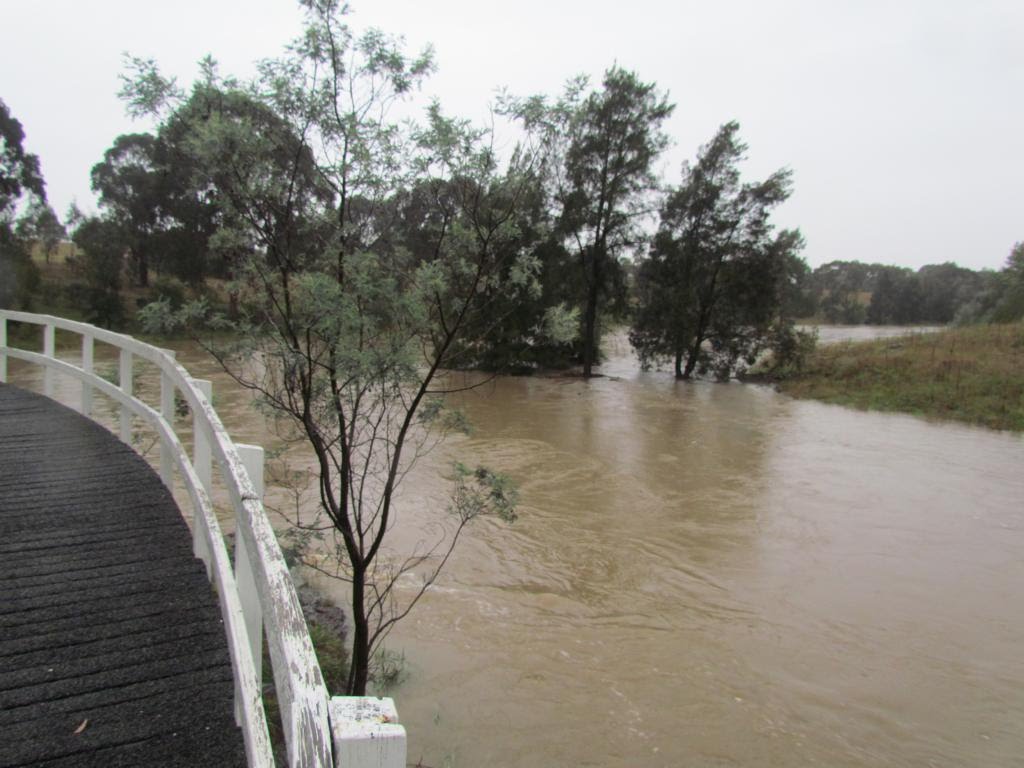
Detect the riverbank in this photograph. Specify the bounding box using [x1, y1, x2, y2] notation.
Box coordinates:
[775, 322, 1024, 431]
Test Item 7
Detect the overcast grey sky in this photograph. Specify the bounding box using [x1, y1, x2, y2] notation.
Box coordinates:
[2, 0, 1020, 270]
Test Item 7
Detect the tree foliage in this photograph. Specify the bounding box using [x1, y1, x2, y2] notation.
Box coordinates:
[812, 260, 990, 325]
[15, 200, 65, 263]
[0, 98, 46, 309]
[90, 130, 220, 287]
[70, 216, 127, 327]
[630, 121, 803, 379]
[504, 67, 674, 375]
[992, 242, 1024, 322]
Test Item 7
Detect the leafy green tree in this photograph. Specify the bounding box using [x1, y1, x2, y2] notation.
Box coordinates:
[867, 266, 914, 324]
[993, 242, 1024, 322]
[70, 216, 127, 327]
[0, 98, 46, 309]
[779, 249, 817, 319]
[810, 260, 876, 323]
[504, 67, 674, 376]
[129, 0, 530, 696]
[916, 262, 982, 323]
[0, 99, 44, 216]
[90, 133, 165, 287]
[395, 174, 578, 371]
[15, 200, 65, 263]
[91, 130, 221, 289]
[630, 122, 802, 379]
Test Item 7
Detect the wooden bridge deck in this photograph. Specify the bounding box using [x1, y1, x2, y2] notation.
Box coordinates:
[0, 383, 246, 767]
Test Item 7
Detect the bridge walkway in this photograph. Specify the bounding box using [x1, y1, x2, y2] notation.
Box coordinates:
[0, 383, 246, 767]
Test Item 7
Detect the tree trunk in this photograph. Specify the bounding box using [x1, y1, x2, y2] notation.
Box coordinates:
[674, 347, 684, 378]
[348, 571, 370, 695]
[136, 248, 149, 288]
[680, 336, 702, 379]
[582, 279, 600, 378]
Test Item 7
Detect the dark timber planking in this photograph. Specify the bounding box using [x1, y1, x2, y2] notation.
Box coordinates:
[0, 383, 246, 768]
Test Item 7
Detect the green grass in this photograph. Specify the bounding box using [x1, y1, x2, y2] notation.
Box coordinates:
[776, 323, 1024, 432]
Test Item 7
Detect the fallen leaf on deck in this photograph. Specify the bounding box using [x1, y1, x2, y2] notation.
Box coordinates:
[73, 719, 89, 735]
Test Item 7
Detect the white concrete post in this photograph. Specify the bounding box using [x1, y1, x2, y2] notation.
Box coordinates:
[119, 348, 133, 443]
[329, 697, 406, 768]
[193, 378, 213, 494]
[192, 492, 212, 580]
[0, 316, 7, 382]
[43, 324, 56, 398]
[81, 333, 94, 416]
[192, 378, 213, 574]
[235, 443, 265, 725]
[159, 350, 177, 488]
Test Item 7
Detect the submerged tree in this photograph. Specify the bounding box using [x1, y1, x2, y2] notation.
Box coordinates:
[504, 67, 674, 376]
[630, 121, 804, 379]
[130, 0, 530, 695]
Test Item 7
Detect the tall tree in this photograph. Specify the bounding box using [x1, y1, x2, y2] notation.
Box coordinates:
[811, 260, 874, 323]
[630, 121, 801, 379]
[504, 67, 674, 376]
[993, 242, 1024, 322]
[129, 0, 528, 696]
[70, 216, 127, 328]
[916, 262, 982, 324]
[90, 124, 224, 288]
[90, 133, 164, 287]
[0, 99, 45, 216]
[15, 200, 65, 263]
[867, 266, 914, 324]
[0, 98, 46, 309]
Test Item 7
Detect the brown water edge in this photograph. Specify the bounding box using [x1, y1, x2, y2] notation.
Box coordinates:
[8, 329, 1023, 767]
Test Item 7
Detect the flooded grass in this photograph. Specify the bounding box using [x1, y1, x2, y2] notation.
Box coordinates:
[777, 322, 1024, 431]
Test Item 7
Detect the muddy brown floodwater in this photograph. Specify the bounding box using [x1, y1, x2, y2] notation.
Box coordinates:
[10, 327, 1023, 767]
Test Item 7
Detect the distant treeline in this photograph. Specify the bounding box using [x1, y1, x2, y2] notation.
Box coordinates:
[795, 253, 1024, 325]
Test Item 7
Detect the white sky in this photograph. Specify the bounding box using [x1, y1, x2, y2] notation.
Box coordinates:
[2, 0, 1021, 271]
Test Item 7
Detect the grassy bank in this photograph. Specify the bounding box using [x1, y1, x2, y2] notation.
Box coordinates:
[776, 323, 1024, 432]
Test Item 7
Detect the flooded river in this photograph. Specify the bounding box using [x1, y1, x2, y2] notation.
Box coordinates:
[9, 326, 1024, 767]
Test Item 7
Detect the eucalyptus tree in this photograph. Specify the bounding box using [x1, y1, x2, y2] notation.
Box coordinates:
[14, 200, 65, 263]
[0, 98, 46, 308]
[630, 121, 803, 379]
[503, 67, 674, 376]
[129, 0, 531, 695]
[90, 133, 165, 287]
[90, 130, 220, 287]
[70, 215, 127, 327]
[993, 242, 1024, 322]
[0, 98, 45, 217]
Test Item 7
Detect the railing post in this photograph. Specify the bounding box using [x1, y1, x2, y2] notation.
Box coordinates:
[192, 378, 213, 573]
[81, 333, 94, 416]
[43, 323, 55, 398]
[159, 350, 177, 488]
[329, 698, 406, 768]
[0, 313, 6, 382]
[119, 348, 133, 443]
[0, 315, 7, 382]
[235, 443, 265, 726]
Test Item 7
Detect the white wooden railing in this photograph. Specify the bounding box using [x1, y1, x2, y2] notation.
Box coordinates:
[0, 311, 407, 768]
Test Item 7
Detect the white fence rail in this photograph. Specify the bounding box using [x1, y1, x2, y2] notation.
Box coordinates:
[0, 311, 407, 768]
